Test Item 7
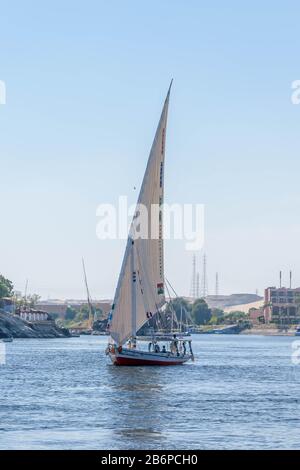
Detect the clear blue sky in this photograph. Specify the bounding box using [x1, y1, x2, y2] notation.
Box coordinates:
[1, 1, 300, 299]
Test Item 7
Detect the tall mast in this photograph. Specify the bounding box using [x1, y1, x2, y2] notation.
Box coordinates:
[24, 279, 28, 309]
[131, 241, 137, 342]
[215, 272, 219, 296]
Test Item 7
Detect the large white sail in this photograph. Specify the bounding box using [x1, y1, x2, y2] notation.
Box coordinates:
[108, 83, 172, 345]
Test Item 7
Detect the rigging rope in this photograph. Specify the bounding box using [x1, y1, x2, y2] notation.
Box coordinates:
[165, 278, 194, 328]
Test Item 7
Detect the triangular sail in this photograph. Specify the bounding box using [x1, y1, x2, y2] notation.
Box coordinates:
[108, 83, 172, 345]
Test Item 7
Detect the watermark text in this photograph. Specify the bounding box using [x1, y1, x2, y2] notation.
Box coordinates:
[0, 80, 6, 104]
[0, 344, 6, 365]
[96, 197, 204, 251]
[291, 80, 300, 105]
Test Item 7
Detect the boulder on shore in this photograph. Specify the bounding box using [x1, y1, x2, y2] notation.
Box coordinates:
[0, 310, 71, 339]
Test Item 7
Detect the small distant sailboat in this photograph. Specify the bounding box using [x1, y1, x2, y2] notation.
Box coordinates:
[106, 82, 194, 366]
[82, 258, 96, 331]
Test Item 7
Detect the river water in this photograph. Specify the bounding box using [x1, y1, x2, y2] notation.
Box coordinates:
[0, 334, 300, 449]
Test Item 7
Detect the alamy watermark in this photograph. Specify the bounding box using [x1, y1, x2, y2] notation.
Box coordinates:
[96, 197, 204, 251]
[291, 340, 300, 365]
[0, 80, 6, 104]
[0, 343, 6, 365]
[291, 80, 300, 104]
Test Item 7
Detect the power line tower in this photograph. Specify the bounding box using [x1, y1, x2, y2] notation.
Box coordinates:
[190, 254, 197, 299]
[215, 272, 219, 296]
[200, 253, 208, 298]
[196, 272, 200, 298]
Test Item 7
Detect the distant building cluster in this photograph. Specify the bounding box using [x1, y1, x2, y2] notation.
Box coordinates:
[2, 284, 300, 328]
[36, 300, 112, 318]
[1, 297, 112, 324]
[0, 298, 53, 323]
[248, 286, 300, 326]
[264, 287, 300, 325]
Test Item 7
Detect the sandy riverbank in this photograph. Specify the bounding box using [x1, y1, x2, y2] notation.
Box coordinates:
[241, 327, 297, 336]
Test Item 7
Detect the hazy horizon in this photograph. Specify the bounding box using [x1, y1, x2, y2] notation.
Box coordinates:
[1, 1, 300, 299]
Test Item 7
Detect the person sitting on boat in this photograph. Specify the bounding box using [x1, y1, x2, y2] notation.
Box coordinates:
[162, 345, 167, 353]
[154, 343, 160, 353]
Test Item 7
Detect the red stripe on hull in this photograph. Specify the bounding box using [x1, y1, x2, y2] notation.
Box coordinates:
[114, 356, 185, 366]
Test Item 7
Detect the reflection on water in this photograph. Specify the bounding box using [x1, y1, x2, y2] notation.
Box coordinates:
[0, 335, 300, 449]
[107, 365, 165, 445]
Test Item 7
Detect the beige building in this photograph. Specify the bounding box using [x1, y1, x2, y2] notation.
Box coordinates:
[264, 287, 300, 325]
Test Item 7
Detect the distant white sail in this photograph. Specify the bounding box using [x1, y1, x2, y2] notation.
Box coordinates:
[108, 83, 172, 345]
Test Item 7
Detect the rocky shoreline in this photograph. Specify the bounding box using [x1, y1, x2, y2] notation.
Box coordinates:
[0, 311, 70, 339]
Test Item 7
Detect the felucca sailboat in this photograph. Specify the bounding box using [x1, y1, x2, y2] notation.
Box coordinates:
[106, 82, 193, 366]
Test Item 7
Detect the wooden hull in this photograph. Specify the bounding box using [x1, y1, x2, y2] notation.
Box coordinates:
[109, 348, 192, 366]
